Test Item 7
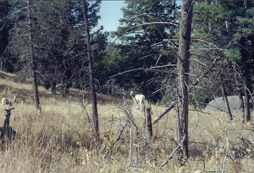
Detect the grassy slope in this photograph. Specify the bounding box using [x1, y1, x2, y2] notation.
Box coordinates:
[0, 71, 253, 172]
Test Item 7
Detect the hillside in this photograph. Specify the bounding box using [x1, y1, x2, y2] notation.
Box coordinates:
[0, 71, 253, 172]
[0, 70, 123, 106]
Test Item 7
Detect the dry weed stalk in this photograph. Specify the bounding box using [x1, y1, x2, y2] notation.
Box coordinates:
[129, 118, 133, 166]
[190, 109, 234, 172]
[160, 136, 186, 167]
[103, 120, 128, 158]
[198, 124, 218, 171]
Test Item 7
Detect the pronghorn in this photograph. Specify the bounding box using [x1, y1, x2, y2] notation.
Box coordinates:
[1, 94, 17, 107]
[130, 91, 145, 111]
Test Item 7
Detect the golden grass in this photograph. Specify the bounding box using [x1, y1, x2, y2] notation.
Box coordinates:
[0, 75, 253, 172]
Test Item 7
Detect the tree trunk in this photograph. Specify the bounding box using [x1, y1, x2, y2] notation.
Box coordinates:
[174, 0, 193, 162]
[239, 36, 251, 122]
[233, 64, 245, 119]
[83, 1, 99, 138]
[221, 85, 233, 120]
[27, 0, 41, 113]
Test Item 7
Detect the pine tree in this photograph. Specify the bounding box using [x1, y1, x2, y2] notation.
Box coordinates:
[4, 1, 108, 96]
[113, 0, 179, 101]
[82, 0, 101, 139]
[0, 1, 15, 71]
[192, 0, 254, 121]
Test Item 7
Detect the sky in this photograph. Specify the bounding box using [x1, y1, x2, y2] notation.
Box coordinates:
[98, 1, 182, 32]
[98, 1, 126, 32]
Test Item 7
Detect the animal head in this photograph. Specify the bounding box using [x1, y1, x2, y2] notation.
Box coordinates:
[130, 91, 135, 97]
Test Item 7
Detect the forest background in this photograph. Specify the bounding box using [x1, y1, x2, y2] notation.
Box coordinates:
[0, 0, 254, 172]
[0, 0, 253, 107]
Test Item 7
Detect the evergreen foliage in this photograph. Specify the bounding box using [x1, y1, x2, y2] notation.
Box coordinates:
[191, 0, 254, 106]
[2, 1, 108, 93]
[0, 0, 253, 105]
[112, 0, 179, 102]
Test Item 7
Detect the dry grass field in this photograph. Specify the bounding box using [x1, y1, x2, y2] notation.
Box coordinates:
[0, 71, 253, 172]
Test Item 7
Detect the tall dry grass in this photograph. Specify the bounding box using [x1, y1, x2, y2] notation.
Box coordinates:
[0, 78, 253, 172]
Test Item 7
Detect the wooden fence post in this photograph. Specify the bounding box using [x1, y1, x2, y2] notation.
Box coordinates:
[146, 106, 153, 138]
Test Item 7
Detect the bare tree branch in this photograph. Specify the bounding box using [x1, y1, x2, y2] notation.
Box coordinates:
[153, 57, 222, 125]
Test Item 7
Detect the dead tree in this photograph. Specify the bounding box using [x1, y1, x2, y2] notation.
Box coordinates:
[83, 1, 99, 138]
[152, 58, 221, 125]
[174, 0, 193, 162]
[27, 0, 41, 113]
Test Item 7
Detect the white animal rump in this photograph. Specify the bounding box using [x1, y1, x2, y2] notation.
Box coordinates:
[130, 91, 145, 111]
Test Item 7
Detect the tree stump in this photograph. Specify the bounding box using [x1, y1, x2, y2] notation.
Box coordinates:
[146, 106, 153, 138]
